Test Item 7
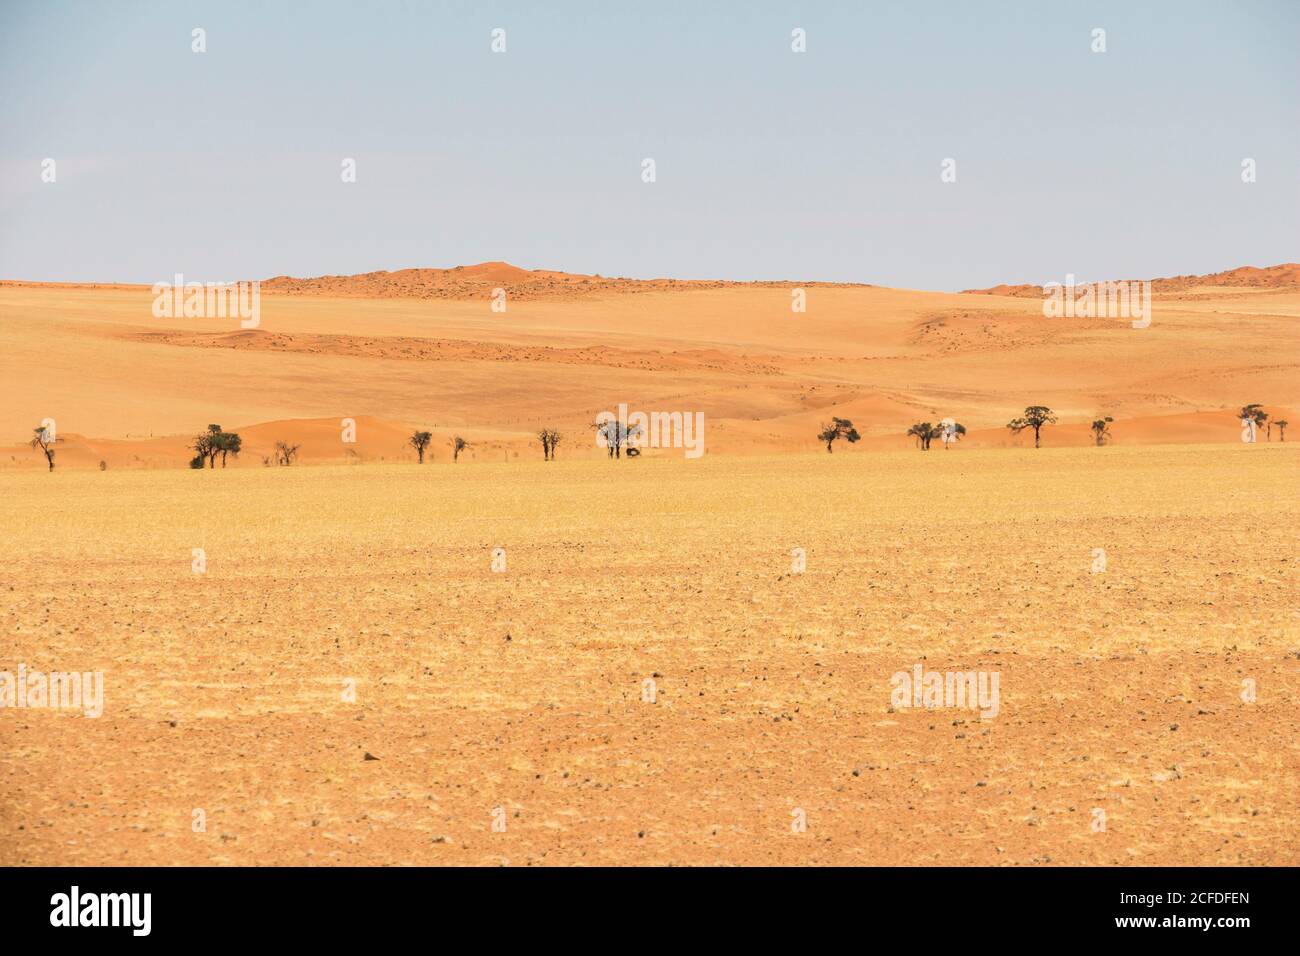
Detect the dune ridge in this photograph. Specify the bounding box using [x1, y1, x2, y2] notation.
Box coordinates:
[963, 262, 1300, 298]
[2, 262, 1296, 468]
[257, 261, 872, 302]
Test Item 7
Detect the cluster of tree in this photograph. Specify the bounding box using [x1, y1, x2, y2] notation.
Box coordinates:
[593, 419, 642, 458]
[1240, 404, 1287, 441]
[273, 440, 300, 466]
[190, 424, 242, 469]
[822, 408, 1119, 450]
[537, 428, 563, 461]
[29, 401, 1291, 475]
[906, 421, 966, 450]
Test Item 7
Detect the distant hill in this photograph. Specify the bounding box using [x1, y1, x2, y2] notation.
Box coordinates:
[963, 263, 1300, 298]
[258, 261, 869, 301]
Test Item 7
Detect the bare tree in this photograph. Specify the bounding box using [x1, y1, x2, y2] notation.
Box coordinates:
[29, 424, 58, 471]
[274, 440, 300, 466]
[452, 436, 469, 461]
[537, 428, 562, 460]
[594, 418, 639, 459]
[409, 430, 432, 464]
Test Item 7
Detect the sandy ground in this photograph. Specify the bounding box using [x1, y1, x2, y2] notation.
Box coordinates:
[2, 445, 1296, 866]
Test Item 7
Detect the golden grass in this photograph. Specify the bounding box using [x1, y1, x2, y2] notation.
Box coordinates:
[1, 444, 1296, 865]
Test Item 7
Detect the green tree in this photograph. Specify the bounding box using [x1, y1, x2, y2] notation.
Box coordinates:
[1239, 404, 1268, 442]
[192, 427, 217, 468]
[193, 425, 241, 468]
[216, 431, 242, 467]
[1090, 416, 1114, 446]
[1239, 404, 1268, 428]
[818, 417, 861, 453]
[1006, 406, 1057, 448]
[409, 430, 432, 463]
[907, 422, 939, 450]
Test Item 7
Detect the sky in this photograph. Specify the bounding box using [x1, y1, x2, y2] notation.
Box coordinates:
[1, 0, 1297, 290]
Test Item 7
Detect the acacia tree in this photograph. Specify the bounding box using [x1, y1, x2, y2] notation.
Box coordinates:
[204, 424, 224, 467]
[452, 436, 469, 461]
[1276, 419, 1288, 442]
[191, 424, 241, 468]
[818, 417, 860, 453]
[409, 430, 432, 463]
[29, 424, 58, 471]
[216, 431, 242, 467]
[191, 428, 216, 468]
[907, 422, 939, 450]
[940, 422, 966, 449]
[1006, 406, 1057, 448]
[1090, 416, 1114, 446]
[1239, 404, 1268, 438]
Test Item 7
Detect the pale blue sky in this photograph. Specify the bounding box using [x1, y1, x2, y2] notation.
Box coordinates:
[1, 0, 1296, 290]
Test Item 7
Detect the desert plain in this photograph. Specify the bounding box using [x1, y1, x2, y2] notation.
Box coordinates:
[0, 264, 1296, 865]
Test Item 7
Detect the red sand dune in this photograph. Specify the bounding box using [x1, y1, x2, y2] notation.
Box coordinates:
[1, 262, 1296, 468]
[257, 261, 869, 301]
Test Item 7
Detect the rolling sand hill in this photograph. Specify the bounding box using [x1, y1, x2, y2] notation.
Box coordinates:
[0, 263, 1297, 468]
[964, 262, 1300, 298]
[257, 260, 869, 302]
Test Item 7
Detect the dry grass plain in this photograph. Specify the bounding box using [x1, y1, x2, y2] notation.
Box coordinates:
[2, 444, 1296, 866]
